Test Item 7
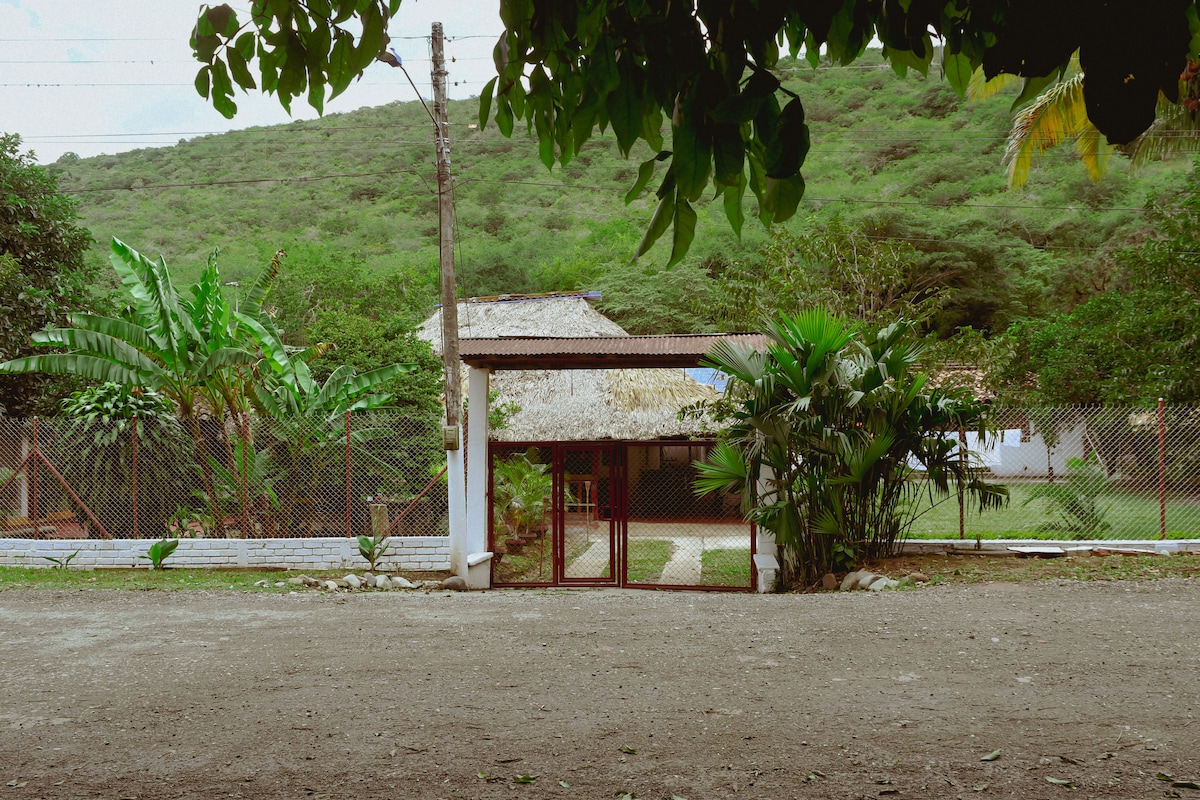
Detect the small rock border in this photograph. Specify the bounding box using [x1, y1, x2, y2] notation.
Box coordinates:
[254, 573, 468, 592]
[821, 569, 930, 592]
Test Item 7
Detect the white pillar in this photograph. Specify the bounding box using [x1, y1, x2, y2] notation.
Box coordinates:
[446, 433, 467, 578]
[464, 365, 492, 587]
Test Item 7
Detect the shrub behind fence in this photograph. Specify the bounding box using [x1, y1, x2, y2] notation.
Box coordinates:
[0, 410, 448, 540]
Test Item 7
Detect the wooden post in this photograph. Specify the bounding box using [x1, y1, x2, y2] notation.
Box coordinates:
[370, 503, 390, 538]
[432, 22, 461, 430]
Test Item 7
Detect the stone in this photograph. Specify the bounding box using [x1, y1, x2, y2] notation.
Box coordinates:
[885, 578, 900, 589]
[253, 579, 270, 588]
[301, 575, 321, 587]
[392, 576, 418, 589]
[273, 581, 286, 588]
[821, 573, 839, 591]
[867, 576, 890, 592]
[343, 574, 362, 590]
[374, 575, 392, 591]
[840, 571, 863, 591]
[854, 571, 878, 590]
[287, 576, 307, 586]
[323, 581, 340, 591]
[906, 571, 929, 583]
[441, 575, 468, 591]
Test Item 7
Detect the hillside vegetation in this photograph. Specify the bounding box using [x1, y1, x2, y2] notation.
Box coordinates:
[50, 50, 1188, 343]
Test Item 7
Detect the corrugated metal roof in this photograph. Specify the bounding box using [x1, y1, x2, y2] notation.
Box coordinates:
[458, 333, 768, 370]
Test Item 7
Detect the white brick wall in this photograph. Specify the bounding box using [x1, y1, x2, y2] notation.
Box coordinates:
[0, 536, 450, 571]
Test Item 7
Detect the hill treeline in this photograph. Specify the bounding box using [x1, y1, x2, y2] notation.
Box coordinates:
[41, 50, 1198, 405]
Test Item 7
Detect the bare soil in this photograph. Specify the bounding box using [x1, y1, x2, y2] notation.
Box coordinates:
[1, 577, 1198, 799]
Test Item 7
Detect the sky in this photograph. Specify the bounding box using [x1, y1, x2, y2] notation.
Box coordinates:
[0, 1, 505, 164]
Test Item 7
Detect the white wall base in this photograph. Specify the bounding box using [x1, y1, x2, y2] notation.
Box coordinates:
[0, 536, 450, 572]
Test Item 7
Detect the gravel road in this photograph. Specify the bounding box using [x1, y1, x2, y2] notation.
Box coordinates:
[1, 580, 1197, 799]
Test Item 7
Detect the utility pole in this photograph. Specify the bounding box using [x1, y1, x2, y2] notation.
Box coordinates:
[431, 22, 468, 574]
[431, 22, 462, 432]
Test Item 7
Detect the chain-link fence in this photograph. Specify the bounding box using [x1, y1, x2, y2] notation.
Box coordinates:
[907, 404, 1200, 540]
[0, 411, 448, 540]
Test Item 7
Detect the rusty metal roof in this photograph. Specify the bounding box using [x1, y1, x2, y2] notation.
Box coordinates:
[458, 333, 768, 370]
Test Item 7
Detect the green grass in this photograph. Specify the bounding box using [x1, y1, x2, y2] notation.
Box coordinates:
[699, 549, 752, 587]
[0, 566, 295, 591]
[626, 539, 674, 583]
[903, 483, 1200, 540]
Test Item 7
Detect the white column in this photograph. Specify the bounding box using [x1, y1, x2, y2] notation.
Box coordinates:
[464, 365, 492, 587]
[446, 435, 467, 578]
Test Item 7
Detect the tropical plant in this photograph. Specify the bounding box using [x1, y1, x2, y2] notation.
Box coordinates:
[141, 538, 179, 570]
[237, 312, 416, 535]
[203, 435, 281, 536]
[492, 452, 556, 542]
[1023, 453, 1112, 536]
[356, 533, 390, 571]
[694, 308, 1008, 587]
[995, 58, 1200, 189]
[52, 382, 196, 539]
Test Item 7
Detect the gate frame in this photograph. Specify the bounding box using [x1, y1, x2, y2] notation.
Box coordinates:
[488, 439, 755, 591]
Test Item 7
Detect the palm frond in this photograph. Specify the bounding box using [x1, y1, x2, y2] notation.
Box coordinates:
[1004, 73, 1109, 189]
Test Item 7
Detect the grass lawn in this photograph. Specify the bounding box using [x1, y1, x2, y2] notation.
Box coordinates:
[699, 548, 752, 587]
[626, 539, 673, 583]
[904, 483, 1200, 540]
[1, 567, 310, 591]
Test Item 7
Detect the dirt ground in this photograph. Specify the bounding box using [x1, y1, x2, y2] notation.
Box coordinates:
[1, 579, 1198, 799]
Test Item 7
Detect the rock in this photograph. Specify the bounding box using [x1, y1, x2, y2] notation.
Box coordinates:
[374, 575, 392, 591]
[840, 571, 863, 591]
[906, 571, 929, 583]
[323, 580, 340, 591]
[287, 576, 307, 586]
[301, 575, 321, 587]
[363, 572, 374, 584]
[867, 576, 890, 592]
[855, 571, 878, 590]
[273, 581, 286, 588]
[885, 578, 900, 589]
[343, 574, 362, 590]
[392, 576, 418, 589]
[253, 579, 269, 587]
[821, 573, 839, 590]
[441, 575, 468, 591]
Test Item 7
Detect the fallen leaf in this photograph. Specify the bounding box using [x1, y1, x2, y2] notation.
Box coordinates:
[477, 771, 487, 780]
[980, 749, 1002, 762]
[513, 774, 539, 784]
[559, 780, 570, 788]
[619, 745, 638, 754]
[972, 783, 990, 792]
[1045, 777, 1074, 787]
[1159, 773, 1176, 782]
[1173, 781, 1200, 790]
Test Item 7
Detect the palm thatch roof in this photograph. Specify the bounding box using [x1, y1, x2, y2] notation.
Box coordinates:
[416, 296, 719, 441]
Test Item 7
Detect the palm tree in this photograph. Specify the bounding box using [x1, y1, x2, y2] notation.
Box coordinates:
[980, 59, 1200, 188]
[694, 308, 1007, 587]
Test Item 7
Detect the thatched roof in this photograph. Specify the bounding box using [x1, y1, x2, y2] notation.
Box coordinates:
[416, 296, 719, 441]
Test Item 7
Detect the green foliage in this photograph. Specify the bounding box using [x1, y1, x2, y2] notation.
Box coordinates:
[1023, 454, 1112, 536]
[41, 550, 80, 570]
[695, 308, 1007, 587]
[0, 135, 100, 415]
[356, 533, 390, 571]
[492, 452, 555, 541]
[141, 538, 179, 570]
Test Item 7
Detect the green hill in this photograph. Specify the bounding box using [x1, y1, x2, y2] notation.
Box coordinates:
[48, 50, 1188, 335]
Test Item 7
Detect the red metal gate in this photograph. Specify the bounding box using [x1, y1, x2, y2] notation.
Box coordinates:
[489, 441, 753, 590]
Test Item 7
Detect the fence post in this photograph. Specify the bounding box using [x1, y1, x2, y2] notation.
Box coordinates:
[1158, 398, 1167, 540]
[239, 413, 251, 538]
[958, 427, 966, 540]
[345, 410, 352, 537]
[30, 417, 40, 528]
[131, 415, 140, 539]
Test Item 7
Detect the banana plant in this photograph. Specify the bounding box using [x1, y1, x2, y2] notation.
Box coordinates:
[236, 311, 416, 535]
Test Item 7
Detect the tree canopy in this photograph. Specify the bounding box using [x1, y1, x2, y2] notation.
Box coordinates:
[0, 134, 98, 416]
[193, 0, 1200, 261]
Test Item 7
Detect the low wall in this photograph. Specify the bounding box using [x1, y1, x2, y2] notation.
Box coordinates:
[0, 536, 450, 572]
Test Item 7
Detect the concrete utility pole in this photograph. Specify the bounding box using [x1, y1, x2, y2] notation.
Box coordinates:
[431, 22, 462, 430]
[431, 22, 469, 576]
